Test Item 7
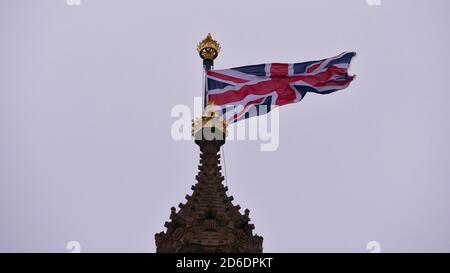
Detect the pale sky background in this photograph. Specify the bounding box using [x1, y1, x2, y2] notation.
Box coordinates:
[1, 0, 450, 252]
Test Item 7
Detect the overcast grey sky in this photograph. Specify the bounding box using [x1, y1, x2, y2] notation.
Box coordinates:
[1, 0, 450, 252]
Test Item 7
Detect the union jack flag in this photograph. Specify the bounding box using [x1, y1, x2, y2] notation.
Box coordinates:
[207, 52, 356, 123]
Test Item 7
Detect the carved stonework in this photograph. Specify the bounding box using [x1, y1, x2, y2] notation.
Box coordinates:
[155, 126, 263, 253]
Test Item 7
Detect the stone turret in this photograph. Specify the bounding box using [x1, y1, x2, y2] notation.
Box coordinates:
[155, 105, 263, 253]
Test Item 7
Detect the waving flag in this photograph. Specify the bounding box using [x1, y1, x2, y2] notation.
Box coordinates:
[207, 52, 356, 123]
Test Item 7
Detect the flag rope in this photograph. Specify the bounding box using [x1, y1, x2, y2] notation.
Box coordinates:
[221, 146, 228, 191]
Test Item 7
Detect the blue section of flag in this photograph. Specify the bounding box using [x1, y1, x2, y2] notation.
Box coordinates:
[231, 64, 266, 77]
[208, 78, 232, 90]
[325, 52, 356, 69]
[293, 60, 321, 74]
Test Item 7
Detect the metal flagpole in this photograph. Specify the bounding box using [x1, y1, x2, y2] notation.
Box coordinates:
[203, 58, 213, 108]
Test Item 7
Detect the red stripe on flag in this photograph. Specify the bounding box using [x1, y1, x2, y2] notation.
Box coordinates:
[209, 79, 287, 105]
[270, 63, 289, 77]
[306, 62, 322, 73]
[209, 65, 352, 105]
[207, 71, 249, 84]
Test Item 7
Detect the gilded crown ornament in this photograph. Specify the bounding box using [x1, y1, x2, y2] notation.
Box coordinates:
[197, 33, 221, 60]
[192, 102, 228, 137]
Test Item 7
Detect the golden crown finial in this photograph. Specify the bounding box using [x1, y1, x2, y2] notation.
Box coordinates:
[203, 101, 220, 118]
[191, 101, 228, 137]
[197, 33, 221, 60]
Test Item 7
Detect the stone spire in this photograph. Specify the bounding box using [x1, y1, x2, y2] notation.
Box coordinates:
[155, 105, 263, 253]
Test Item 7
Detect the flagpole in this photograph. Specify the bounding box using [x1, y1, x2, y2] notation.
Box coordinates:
[203, 58, 213, 108]
[197, 33, 220, 108]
